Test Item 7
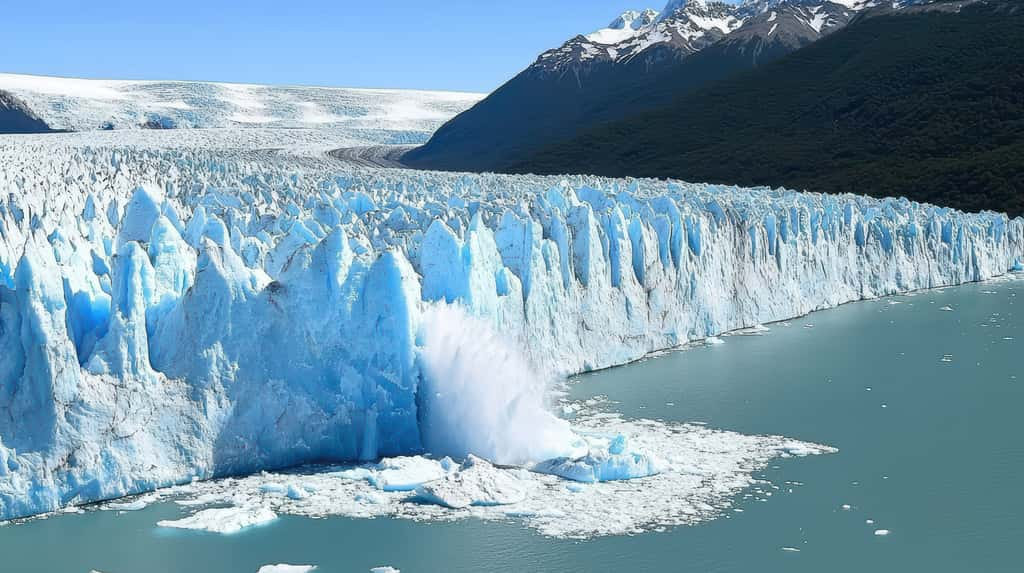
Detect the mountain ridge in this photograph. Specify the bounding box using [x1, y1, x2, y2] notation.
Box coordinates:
[403, 0, 909, 173]
[513, 0, 1024, 216]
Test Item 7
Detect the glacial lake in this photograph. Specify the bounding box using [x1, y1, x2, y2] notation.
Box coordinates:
[0, 277, 1020, 573]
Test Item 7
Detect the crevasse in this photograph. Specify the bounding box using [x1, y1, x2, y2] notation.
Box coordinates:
[0, 142, 1021, 520]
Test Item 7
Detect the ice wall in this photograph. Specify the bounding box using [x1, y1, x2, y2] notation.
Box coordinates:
[1, 139, 1022, 520]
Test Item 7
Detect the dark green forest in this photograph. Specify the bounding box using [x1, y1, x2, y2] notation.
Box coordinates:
[516, 2, 1024, 216]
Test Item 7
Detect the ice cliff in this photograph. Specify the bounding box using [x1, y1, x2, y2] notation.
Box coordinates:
[0, 137, 1022, 520]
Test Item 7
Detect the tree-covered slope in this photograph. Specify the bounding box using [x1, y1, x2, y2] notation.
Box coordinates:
[516, 0, 1024, 216]
[402, 2, 823, 174]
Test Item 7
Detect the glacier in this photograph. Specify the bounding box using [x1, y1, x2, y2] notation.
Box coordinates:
[0, 130, 1022, 522]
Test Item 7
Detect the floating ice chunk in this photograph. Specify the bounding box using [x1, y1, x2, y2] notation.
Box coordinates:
[533, 434, 663, 483]
[874, 529, 891, 536]
[705, 336, 725, 345]
[415, 456, 528, 509]
[370, 567, 400, 573]
[780, 442, 822, 457]
[257, 566, 317, 573]
[260, 483, 287, 495]
[841, 504, 852, 511]
[286, 484, 309, 500]
[353, 490, 388, 505]
[368, 457, 454, 492]
[104, 499, 150, 512]
[334, 468, 374, 481]
[781, 547, 801, 552]
[940, 306, 955, 312]
[157, 505, 277, 534]
[175, 493, 226, 507]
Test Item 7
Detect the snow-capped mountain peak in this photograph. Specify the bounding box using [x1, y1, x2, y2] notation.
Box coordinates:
[535, 0, 939, 76]
[586, 8, 660, 45]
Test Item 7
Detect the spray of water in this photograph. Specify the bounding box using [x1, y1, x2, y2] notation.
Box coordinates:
[417, 305, 579, 466]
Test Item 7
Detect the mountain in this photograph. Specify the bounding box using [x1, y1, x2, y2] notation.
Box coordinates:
[403, 0, 890, 172]
[0, 73, 483, 143]
[0, 90, 53, 134]
[514, 0, 1024, 216]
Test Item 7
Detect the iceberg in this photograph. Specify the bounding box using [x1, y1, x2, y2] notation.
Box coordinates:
[0, 133, 1022, 521]
[257, 565, 317, 573]
[533, 434, 663, 483]
[414, 455, 528, 508]
[157, 505, 278, 534]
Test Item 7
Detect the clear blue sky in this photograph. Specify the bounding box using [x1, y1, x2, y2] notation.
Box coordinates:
[1, 0, 673, 93]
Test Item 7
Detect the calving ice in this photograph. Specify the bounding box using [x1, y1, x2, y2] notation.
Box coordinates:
[0, 136, 1022, 522]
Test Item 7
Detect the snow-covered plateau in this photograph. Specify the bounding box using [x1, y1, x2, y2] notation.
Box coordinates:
[0, 72, 483, 143]
[0, 129, 1021, 529]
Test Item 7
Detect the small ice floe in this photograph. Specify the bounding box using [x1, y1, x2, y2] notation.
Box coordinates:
[368, 457, 455, 492]
[939, 306, 955, 312]
[104, 499, 149, 512]
[705, 336, 725, 345]
[941, 354, 954, 363]
[737, 324, 770, 336]
[415, 456, 527, 509]
[874, 529, 891, 536]
[779, 441, 823, 457]
[103, 492, 161, 512]
[866, 519, 875, 525]
[175, 493, 226, 507]
[841, 504, 852, 511]
[370, 567, 400, 573]
[257, 565, 317, 573]
[803, 324, 815, 329]
[533, 434, 663, 483]
[157, 505, 277, 534]
[260, 483, 287, 495]
[781, 547, 801, 553]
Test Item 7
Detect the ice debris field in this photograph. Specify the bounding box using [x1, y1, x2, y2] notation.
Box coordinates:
[0, 130, 1022, 536]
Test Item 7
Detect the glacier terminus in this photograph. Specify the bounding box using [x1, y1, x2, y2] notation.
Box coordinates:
[0, 128, 1021, 524]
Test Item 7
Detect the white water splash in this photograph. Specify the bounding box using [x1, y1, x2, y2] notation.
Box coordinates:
[417, 305, 581, 465]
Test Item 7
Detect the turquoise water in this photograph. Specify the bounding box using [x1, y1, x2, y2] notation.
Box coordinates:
[1, 278, 1020, 572]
